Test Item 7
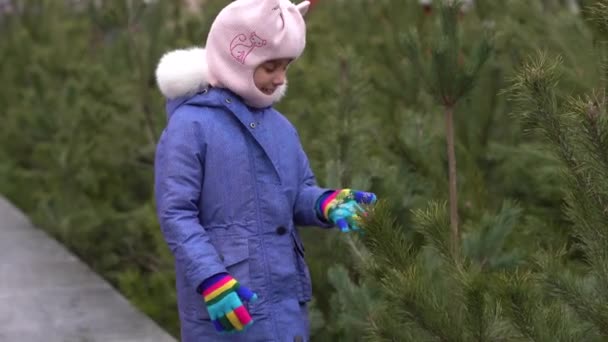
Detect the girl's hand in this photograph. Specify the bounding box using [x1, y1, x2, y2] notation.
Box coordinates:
[317, 189, 377, 232]
[200, 273, 258, 334]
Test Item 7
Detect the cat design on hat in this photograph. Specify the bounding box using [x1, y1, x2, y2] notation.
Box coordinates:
[230, 32, 268, 64]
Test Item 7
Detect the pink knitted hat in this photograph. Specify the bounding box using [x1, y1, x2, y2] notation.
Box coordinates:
[206, 0, 310, 108]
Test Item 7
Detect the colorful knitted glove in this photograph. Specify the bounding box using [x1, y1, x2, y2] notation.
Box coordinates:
[316, 189, 377, 232]
[199, 273, 258, 334]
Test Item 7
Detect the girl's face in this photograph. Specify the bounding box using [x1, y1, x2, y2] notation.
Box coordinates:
[254, 58, 292, 95]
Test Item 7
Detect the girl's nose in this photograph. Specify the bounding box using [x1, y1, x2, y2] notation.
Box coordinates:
[273, 72, 286, 86]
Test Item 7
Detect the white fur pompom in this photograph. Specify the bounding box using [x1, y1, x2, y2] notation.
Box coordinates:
[155, 48, 210, 99]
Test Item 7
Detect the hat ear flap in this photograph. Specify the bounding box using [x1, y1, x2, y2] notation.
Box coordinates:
[296, 1, 310, 17]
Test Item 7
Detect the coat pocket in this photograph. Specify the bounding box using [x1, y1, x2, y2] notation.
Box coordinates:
[196, 236, 252, 320]
[291, 230, 312, 303]
[217, 237, 250, 276]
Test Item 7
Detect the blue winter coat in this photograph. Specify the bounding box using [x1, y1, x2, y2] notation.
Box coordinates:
[154, 83, 331, 341]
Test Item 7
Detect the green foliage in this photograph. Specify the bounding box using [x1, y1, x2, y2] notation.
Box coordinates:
[507, 42, 608, 336]
[357, 201, 525, 341]
[2, 0, 608, 340]
[0, 0, 221, 336]
[402, 1, 492, 106]
[324, 264, 381, 340]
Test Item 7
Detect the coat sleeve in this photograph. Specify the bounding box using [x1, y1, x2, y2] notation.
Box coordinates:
[154, 109, 226, 291]
[292, 133, 334, 228]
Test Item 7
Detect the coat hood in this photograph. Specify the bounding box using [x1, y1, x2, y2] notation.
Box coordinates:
[155, 47, 287, 104]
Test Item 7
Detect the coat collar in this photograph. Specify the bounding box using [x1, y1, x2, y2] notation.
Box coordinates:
[169, 87, 283, 184]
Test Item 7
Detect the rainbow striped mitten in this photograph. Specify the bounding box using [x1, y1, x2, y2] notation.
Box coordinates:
[316, 189, 377, 232]
[199, 273, 258, 333]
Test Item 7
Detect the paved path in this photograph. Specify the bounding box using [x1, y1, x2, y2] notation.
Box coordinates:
[0, 196, 177, 342]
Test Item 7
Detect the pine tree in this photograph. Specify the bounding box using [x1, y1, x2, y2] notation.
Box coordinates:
[506, 2, 608, 334]
[349, 1, 608, 340]
[310, 0, 608, 340]
[401, 1, 492, 255]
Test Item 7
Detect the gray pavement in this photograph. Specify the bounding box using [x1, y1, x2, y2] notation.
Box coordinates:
[0, 196, 177, 342]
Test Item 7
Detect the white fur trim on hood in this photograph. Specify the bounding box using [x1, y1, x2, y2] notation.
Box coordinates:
[155, 48, 209, 99]
[155, 47, 287, 103]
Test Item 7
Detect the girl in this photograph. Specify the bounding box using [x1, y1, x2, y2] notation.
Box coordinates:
[154, 0, 376, 340]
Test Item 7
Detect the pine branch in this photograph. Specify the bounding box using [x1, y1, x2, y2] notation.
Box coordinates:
[457, 37, 493, 100]
[506, 51, 576, 168]
[412, 201, 455, 267]
[586, 0, 608, 40]
[463, 273, 489, 341]
[327, 264, 378, 339]
[544, 274, 608, 336]
[460, 272, 513, 342]
[562, 178, 608, 264]
[509, 48, 608, 338]
[498, 267, 598, 341]
[381, 267, 466, 342]
[571, 94, 608, 170]
[402, 29, 432, 93]
[567, 95, 608, 213]
[359, 201, 417, 271]
[498, 271, 545, 341]
[539, 252, 608, 336]
[462, 200, 523, 272]
[385, 133, 446, 190]
[366, 306, 429, 342]
[589, 247, 608, 308]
